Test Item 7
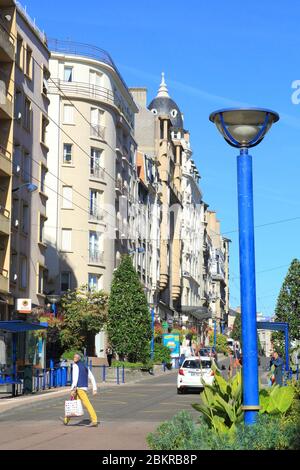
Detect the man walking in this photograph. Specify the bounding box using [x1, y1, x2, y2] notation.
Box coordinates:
[62, 353, 98, 427]
[273, 351, 284, 386]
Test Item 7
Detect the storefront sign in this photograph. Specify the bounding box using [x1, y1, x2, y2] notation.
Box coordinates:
[163, 333, 180, 357]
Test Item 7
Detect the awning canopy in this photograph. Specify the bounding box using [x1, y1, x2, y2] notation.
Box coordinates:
[0, 321, 48, 333]
[181, 306, 212, 321]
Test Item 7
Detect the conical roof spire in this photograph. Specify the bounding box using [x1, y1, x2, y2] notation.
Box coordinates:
[156, 72, 170, 98]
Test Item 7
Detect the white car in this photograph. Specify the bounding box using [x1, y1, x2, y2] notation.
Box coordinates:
[177, 356, 215, 394]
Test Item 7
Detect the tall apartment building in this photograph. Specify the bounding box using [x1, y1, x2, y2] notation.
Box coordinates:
[0, 0, 15, 320]
[45, 41, 138, 355]
[204, 210, 230, 333]
[10, 3, 50, 310]
[180, 137, 206, 328]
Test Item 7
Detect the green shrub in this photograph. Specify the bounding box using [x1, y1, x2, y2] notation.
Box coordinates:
[112, 361, 144, 369]
[153, 343, 172, 365]
[147, 411, 300, 450]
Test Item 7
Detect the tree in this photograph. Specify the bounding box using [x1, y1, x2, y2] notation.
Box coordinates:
[272, 259, 300, 354]
[107, 255, 152, 363]
[60, 285, 108, 356]
[231, 312, 263, 354]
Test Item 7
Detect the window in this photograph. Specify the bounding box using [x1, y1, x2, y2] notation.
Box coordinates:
[16, 35, 23, 68]
[11, 253, 17, 284]
[90, 148, 102, 178]
[25, 46, 32, 78]
[61, 229, 72, 252]
[39, 216, 45, 244]
[89, 231, 102, 263]
[13, 144, 21, 175]
[24, 98, 31, 131]
[63, 104, 74, 124]
[22, 151, 31, 182]
[12, 198, 19, 229]
[38, 266, 46, 295]
[64, 66, 73, 82]
[20, 257, 27, 289]
[14, 89, 22, 120]
[89, 70, 102, 87]
[63, 144, 72, 164]
[90, 107, 104, 139]
[89, 189, 102, 220]
[40, 165, 47, 193]
[21, 202, 29, 234]
[62, 186, 73, 209]
[88, 273, 102, 291]
[61, 272, 71, 292]
[42, 67, 50, 95]
[41, 115, 48, 145]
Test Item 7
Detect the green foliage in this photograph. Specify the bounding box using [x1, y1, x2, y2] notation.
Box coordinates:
[153, 343, 172, 365]
[192, 367, 243, 435]
[231, 314, 241, 342]
[209, 333, 228, 353]
[147, 411, 300, 450]
[273, 259, 300, 354]
[60, 285, 108, 354]
[107, 255, 152, 363]
[259, 385, 294, 415]
[61, 349, 81, 360]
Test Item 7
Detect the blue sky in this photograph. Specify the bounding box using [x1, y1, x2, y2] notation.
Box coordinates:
[25, 0, 300, 316]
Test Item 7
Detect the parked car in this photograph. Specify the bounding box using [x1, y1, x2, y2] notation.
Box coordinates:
[177, 356, 215, 394]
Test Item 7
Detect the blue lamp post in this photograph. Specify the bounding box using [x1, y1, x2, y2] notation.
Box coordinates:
[209, 108, 279, 425]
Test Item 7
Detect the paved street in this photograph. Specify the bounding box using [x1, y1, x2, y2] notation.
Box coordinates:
[0, 371, 200, 450]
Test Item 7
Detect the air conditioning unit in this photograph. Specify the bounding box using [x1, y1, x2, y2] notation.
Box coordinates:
[16, 298, 32, 313]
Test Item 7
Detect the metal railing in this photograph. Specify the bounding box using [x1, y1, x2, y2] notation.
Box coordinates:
[0, 144, 11, 160]
[90, 124, 106, 140]
[0, 205, 10, 218]
[0, 21, 15, 46]
[48, 39, 129, 92]
[88, 251, 104, 264]
[90, 165, 105, 181]
[16, 2, 47, 45]
[89, 208, 104, 222]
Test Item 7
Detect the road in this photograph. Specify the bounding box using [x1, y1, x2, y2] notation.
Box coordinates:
[0, 371, 200, 450]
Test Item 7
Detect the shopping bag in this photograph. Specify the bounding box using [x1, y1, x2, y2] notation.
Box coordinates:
[65, 398, 84, 417]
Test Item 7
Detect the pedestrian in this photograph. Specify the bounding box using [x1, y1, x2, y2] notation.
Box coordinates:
[61, 352, 98, 427]
[106, 346, 113, 367]
[273, 351, 284, 386]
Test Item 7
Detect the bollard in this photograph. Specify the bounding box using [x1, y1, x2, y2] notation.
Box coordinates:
[102, 365, 106, 382]
[122, 365, 125, 384]
[36, 369, 39, 391]
[297, 364, 299, 381]
[42, 369, 46, 390]
[50, 360, 54, 388]
[117, 366, 120, 385]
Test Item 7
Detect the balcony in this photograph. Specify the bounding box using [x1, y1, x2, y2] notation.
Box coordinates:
[88, 251, 104, 265]
[90, 124, 106, 141]
[0, 145, 12, 176]
[0, 22, 14, 62]
[89, 165, 105, 182]
[89, 208, 105, 223]
[0, 80, 13, 119]
[0, 267, 9, 293]
[49, 79, 134, 129]
[0, 205, 10, 235]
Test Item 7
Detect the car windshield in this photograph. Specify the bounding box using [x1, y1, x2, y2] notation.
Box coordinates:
[182, 360, 211, 369]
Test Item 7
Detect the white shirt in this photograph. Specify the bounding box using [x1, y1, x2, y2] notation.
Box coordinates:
[70, 363, 97, 392]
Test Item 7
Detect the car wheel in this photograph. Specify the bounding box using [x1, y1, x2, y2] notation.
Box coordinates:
[177, 388, 183, 394]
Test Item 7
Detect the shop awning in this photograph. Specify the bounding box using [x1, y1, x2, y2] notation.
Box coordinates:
[0, 321, 48, 333]
[181, 306, 212, 321]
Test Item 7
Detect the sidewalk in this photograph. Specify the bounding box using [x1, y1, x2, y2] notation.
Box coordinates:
[0, 368, 176, 413]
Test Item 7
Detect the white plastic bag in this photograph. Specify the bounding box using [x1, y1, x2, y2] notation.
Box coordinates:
[65, 398, 84, 417]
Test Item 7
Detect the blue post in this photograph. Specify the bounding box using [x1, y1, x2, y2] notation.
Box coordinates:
[52, 303, 56, 317]
[57, 367, 62, 387]
[36, 369, 39, 391]
[150, 307, 155, 360]
[214, 320, 217, 349]
[62, 367, 67, 386]
[89, 360, 92, 371]
[43, 369, 46, 390]
[297, 364, 299, 381]
[50, 359, 54, 388]
[117, 366, 120, 385]
[102, 365, 106, 382]
[237, 149, 259, 425]
[122, 365, 125, 384]
[284, 326, 289, 372]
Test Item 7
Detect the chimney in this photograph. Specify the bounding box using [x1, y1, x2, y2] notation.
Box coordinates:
[129, 88, 147, 108]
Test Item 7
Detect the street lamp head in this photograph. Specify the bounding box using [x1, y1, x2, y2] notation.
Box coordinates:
[209, 108, 279, 149]
[26, 183, 38, 193]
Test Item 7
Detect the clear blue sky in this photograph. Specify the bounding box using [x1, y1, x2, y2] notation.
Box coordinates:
[25, 0, 300, 317]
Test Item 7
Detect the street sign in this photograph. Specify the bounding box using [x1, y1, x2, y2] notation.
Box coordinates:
[163, 333, 180, 357]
